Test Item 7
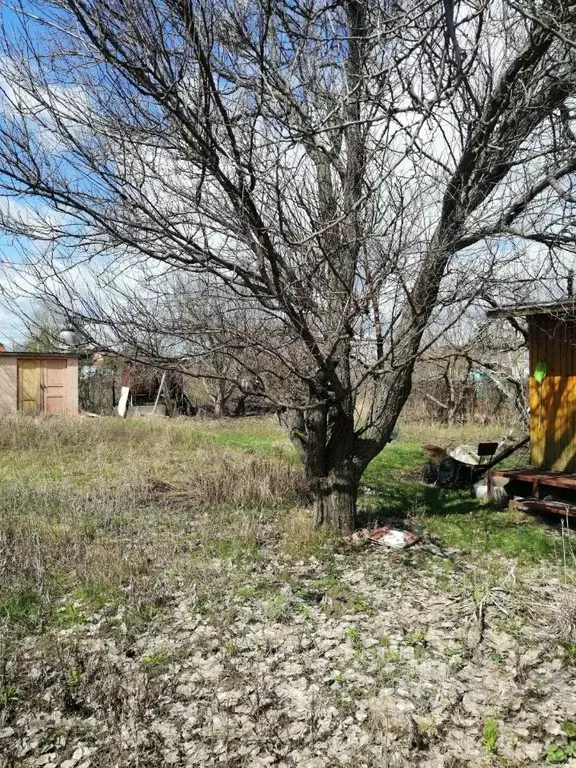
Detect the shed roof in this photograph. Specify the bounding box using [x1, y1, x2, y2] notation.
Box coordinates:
[486, 299, 576, 318]
[0, 351, 81, 358]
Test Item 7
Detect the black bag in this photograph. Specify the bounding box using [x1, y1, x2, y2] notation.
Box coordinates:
[437, 456, 473, 489]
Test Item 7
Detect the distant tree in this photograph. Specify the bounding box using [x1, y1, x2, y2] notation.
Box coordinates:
[22, 304, 61, 353]
[1, 0, 576, 530]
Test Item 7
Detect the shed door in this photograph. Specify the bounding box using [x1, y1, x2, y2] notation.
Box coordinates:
[18, 360, 42, 414]
[42, 359, 67, 414]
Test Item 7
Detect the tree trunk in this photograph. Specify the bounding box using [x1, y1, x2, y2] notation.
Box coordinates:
[312, 471, 358, 534]
[279, 405, 361, 534]
[234, 395, 246, 417]
[212, 383, 229, 417]
[203, 377, 230, 418]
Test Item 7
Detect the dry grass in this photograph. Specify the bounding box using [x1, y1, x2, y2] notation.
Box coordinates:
[281, 506, 339, 559]
[147, 451, 309, 508]
[0, 413, 292, 486]
[0, 416, 310, 655]
[0, 414, 555, 637]
[0, 418, 326, 766]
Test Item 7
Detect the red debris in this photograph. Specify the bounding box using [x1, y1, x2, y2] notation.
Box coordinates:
[368, 526, 420, 549]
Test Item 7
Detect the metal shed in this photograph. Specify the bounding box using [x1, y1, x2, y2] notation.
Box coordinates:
[0, 352, 79, 416]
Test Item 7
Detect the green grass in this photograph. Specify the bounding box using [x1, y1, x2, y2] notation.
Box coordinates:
[360, 459, 560, 564]
[358, 424, 568, 565]
[368, 441, 425, 471]
[0, 685, 18, 709]
[425, 510, 556, 560]
[73, 581, 124, 611]
[54, 602, 87, 628]
[482, 716, 499, 754]
[0, 415, 298, 488]
[207, 425, 294, 458]
[202, 533, 263, 563]
[0, 588, 43, 627]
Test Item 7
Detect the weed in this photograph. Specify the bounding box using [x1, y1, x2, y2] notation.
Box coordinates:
[548, 744, 568, 763]
[137, 604, 160, 623]
[234, 585, 261, 600]
[547, 723, 576, 763]
[143, 652, 167, 666]
[55, 602, 86, 627]
[67, 668, 83, 688]
[0, 588, 42, 628]
[492, 617, 523, 637]
[385, 648, 401, 663]
[443, 644, 466, 659]
[39, 726, 68, 748]
[281, 507, 337, 560]
[405, 628, 427, 647]
[265, 595, 291, 622]
[0, 685, 18, 709]
[483, 716, 499, 754]
[323, 585, 371, 617]
[319, 572, 340, 589]
[564, 645, 576, 665]
[83, 517, 97, 540]
[206, 534, 261, 564]
[224, 641, 240, 656]
[347, 625, 362, 650]
[323, 561, 341, 582]
[417, 716, 438, 739]
[74, 581, 122, 611]
[294, 602, 311, 618]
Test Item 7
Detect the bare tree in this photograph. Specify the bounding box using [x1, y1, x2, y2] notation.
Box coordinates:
[173, 279, 268, 417]
[1, 0, 576, 530]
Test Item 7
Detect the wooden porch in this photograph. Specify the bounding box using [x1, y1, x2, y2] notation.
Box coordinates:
[490, 468, 576, 517]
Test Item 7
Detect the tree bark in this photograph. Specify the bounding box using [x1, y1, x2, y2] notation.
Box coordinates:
[280, 405, 361, 534]
[204, 378, 230, 418]
[312, 470, 359, 534]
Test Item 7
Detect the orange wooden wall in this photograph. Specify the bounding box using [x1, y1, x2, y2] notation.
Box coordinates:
[528, 314, 576, 471]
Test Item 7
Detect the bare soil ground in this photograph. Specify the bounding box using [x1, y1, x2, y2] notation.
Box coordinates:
[1, 416, 575, 768]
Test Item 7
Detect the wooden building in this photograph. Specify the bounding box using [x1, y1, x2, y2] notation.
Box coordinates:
[488, 300, 576, 515]
[0, 352, 79, 416]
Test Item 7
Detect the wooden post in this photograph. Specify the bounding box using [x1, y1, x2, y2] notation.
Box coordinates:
[152, 371, 167, 415]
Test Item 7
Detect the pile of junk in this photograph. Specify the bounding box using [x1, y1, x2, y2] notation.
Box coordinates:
[424, 434, 529, 504]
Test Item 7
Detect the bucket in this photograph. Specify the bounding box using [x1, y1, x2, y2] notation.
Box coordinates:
[473, 476, 509, 506]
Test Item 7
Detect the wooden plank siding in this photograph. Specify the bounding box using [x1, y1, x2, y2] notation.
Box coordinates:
[528, 314, 576, 471]
[16, 358, 72, 416]
[42, 358, 67, 414]
[17, 359, 42, 414]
